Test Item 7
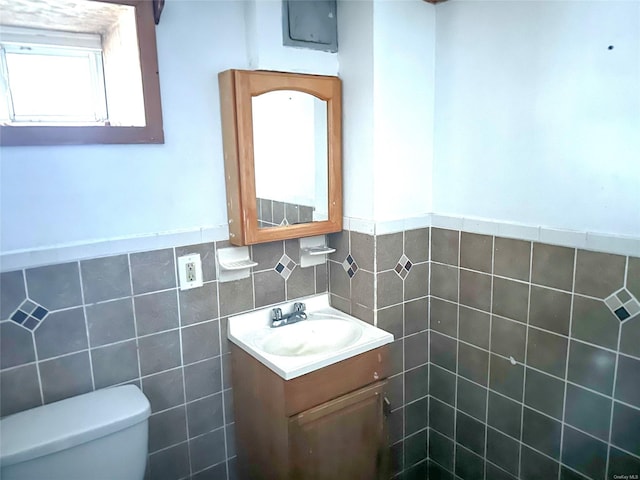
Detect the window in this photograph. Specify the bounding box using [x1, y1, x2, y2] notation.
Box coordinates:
[1, 27, 108, 124]
[0, 0, 163, 146]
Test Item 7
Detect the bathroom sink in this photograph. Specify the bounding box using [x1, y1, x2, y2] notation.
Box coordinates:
[228, 294, 394, 380]
[255, 316, 363, 356]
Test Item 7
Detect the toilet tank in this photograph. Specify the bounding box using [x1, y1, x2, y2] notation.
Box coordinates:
[0, 385, 151, 480]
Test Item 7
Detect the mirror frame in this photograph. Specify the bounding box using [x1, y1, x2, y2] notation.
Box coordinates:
[0, 0, 164, 146]
[218, 69, 342, 246]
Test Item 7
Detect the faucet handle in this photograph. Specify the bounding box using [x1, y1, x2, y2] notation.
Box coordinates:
[293, 302, 306, 313]
[271, 308, 283, 320]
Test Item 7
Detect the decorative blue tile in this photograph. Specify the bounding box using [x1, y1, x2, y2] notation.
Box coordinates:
[342, 253, 359, 277]
[11, 310, 28, 324]
[32, 306, 48, 320]
[274, 255, 294, 280]
[347, 254, 353, 264]
[347, 268, 355, 278]
[394, 254, 413, 279]
[19, 300, 37, 314]
[615, 307, 630, 321]
[23, 317, 39, 330]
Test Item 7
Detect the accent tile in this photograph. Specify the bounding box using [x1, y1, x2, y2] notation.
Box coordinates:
[130, 249, 176, 295]
[80, 254, 131, 303]
[86, 298, 135, 347]
[0, 364, 41, 416]
[565, 383, 612, 441]
[572, 295, 620, 350]
[529, 286, 571, 336]
[575, 249, 626, 298]
[0, 321, 35, 369]
[91, 340, 139, 389]
[39, 351, 93, 403]
[460, 232, 493, 273]
[567, 340, 616, 396]
[274, 253, 294, 280]
[494, 237, 531, 282]
[562, 426, 607, 480]
[34, 307, 88, 360]
[458, 306, 490, 349]
[25, 262, 83, 310]
[1, 270, 26, 320]
[136, 290, 180, 335]
[531, 243, 575, 291]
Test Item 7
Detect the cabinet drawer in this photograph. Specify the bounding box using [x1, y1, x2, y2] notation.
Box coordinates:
[284, 346, 388, 416]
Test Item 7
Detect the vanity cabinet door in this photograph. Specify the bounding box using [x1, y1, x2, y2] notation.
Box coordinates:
[288, 381, 388, 480]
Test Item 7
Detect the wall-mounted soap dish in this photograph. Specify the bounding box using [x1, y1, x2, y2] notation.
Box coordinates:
[217, 246, 258, 282]
[299, 235, 335, 267]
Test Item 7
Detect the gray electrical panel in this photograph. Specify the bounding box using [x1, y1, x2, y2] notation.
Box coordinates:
[282, 0, 338, 53]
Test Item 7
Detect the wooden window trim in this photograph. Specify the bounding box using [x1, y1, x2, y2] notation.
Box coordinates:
[0, 0, 164, 146]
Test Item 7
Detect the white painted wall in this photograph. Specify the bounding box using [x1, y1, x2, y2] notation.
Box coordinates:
[434, 0, 640, 237]
[373, 0, 435, 221]
[0, 1, 248, 255]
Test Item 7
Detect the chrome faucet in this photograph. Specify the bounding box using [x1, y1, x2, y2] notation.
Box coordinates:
[271, 302, 307, 328]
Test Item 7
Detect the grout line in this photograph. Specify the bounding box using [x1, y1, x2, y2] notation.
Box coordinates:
[557, 247, 578, 480]
[21, 269, 45, 406]
[605, 291, 625, 478]
[76, 261, 96, 392]
[482, 235, 496, 480]
[451, 229, 461, 478]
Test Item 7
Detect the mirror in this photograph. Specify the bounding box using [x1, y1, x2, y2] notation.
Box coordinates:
[252, 90, 329, 228]
[218, 69, 342, 246]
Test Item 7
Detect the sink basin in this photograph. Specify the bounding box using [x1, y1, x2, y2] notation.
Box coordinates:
[256, 316, 363, 356]
[228, 294, 394, 380]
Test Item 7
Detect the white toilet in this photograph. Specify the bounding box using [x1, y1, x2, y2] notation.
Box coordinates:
[0, 385, 151, 480]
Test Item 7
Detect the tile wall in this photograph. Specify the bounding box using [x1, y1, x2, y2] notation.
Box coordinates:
[0, 239, 327, 480]
[328, 227, 640, 480]
[328, 228, 431, 479]
[427, 228, 640, 480]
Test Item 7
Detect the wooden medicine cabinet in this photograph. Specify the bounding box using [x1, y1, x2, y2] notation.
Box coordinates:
[218, 69, 342, 246]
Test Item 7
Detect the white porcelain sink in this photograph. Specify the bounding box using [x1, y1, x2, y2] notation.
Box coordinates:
[228, 294, 394, 380]
[256, 315, 363, 357]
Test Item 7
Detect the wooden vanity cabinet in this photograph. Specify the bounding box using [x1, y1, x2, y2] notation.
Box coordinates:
[230, 344, 390, 480]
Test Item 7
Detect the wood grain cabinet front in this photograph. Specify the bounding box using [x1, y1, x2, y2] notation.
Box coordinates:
[230, 344, 390, 480]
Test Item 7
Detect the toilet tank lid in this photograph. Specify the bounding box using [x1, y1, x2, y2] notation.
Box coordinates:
[0, 385, 150, 467]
